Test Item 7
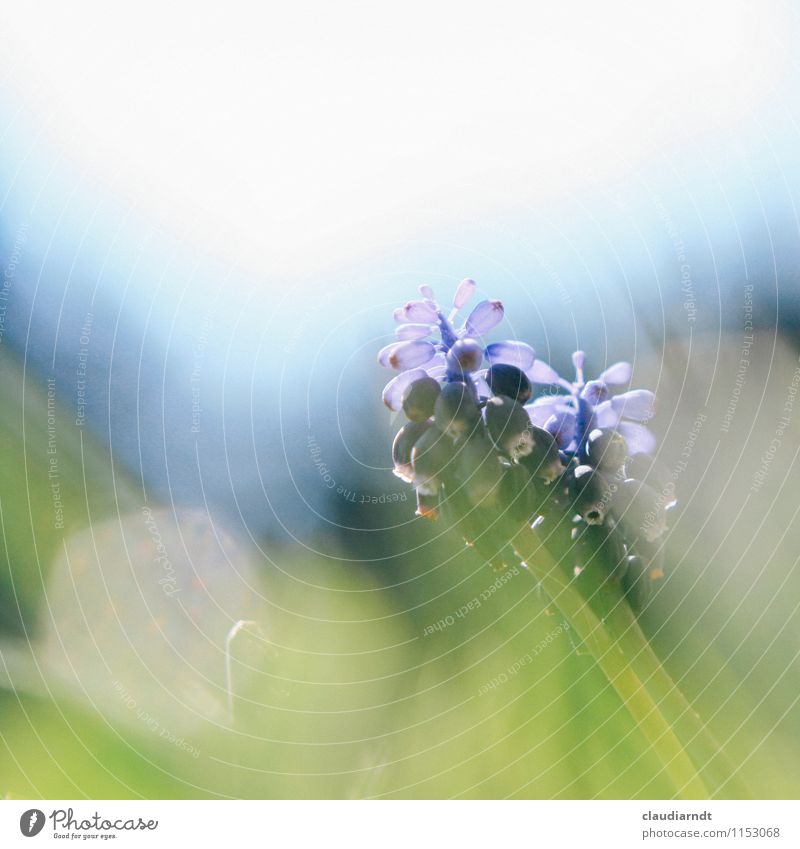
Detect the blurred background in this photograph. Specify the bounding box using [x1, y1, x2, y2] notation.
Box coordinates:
[0, 0, 799, 798]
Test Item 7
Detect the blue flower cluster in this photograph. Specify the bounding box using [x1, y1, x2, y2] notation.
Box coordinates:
[379, 281, 673, 604]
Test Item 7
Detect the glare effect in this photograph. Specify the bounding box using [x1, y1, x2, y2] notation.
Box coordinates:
[0, 1, 790, 276]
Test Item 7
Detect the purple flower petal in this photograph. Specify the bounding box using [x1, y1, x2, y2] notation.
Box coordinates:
[544, 410, 577, 449]
[393, 307, 406, 322]
[453, 278, 477, 310]
[382, 368, 428, 410]
[465, 299, 504, 335]
[378, 340, 436, 370]
[419, 284, 435, 299]
[599, 361, 632, 385]
[378, 342, 403, 368]
[387, 340, 437, 370]
[395, 323, 434, 340]
[400, 300, 439, 323]
[580, 380, 609, 405]
[485, 341, 536, 371]
[526, 360, 562, 385]
[594, 400, 621, 428]
[426, 365, 447, 379]
[610, 389, 656, 422]
[617, 421, 657, 455]
[525, 395, 571, 426]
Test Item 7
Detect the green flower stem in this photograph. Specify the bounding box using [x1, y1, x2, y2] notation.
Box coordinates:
[512, 524, 710, 799]
[596, 581, 752, 798]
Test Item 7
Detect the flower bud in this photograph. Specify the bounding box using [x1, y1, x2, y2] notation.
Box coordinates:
[544, 410, 576, 450]
[415, 488, 440, 521]
[486, 364, 532, 403]
[611, 477, 667, 542]
[621, 555, 651, 608]
[570, 464, 612, 524]
[445, 338, 484, 376]
[620, 546, 664, 609]
[634, 536, 666, 583]
[584, 428, 628, 471]
[411, 426, 456, 493]
[395, 322, 434, 341]
[571, 521, 627, 577]
[402, 376, 441, 422]
[484, 395, 534, 460]
[382, 367, 428, 411]
[453, 278, 477, 310]
[485, 341, 536, 371]
[465, 299, 504, 335]
[517, 422, 564, 483]
[454, 434, 505, 508]
[399, 299, 438, 323]
[392, 420, 432, 482]
[434, 381, 482, 441]
[378, 339, 436, 370]
[624, 455, 676, 509]
[500, 462, 540, 522]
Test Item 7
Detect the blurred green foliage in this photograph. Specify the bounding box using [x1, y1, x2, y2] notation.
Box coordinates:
[0, 355, 138, 636]
[1, 338, 799, 799]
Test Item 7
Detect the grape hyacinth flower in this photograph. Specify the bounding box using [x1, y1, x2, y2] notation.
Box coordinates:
[378, 281, 672, 605]
[379, 278, 535, 412]
[376, 281, 752, 800]
[524, 349, 657, 458]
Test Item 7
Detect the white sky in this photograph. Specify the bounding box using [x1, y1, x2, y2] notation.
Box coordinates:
[0, 1, 793, 277]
